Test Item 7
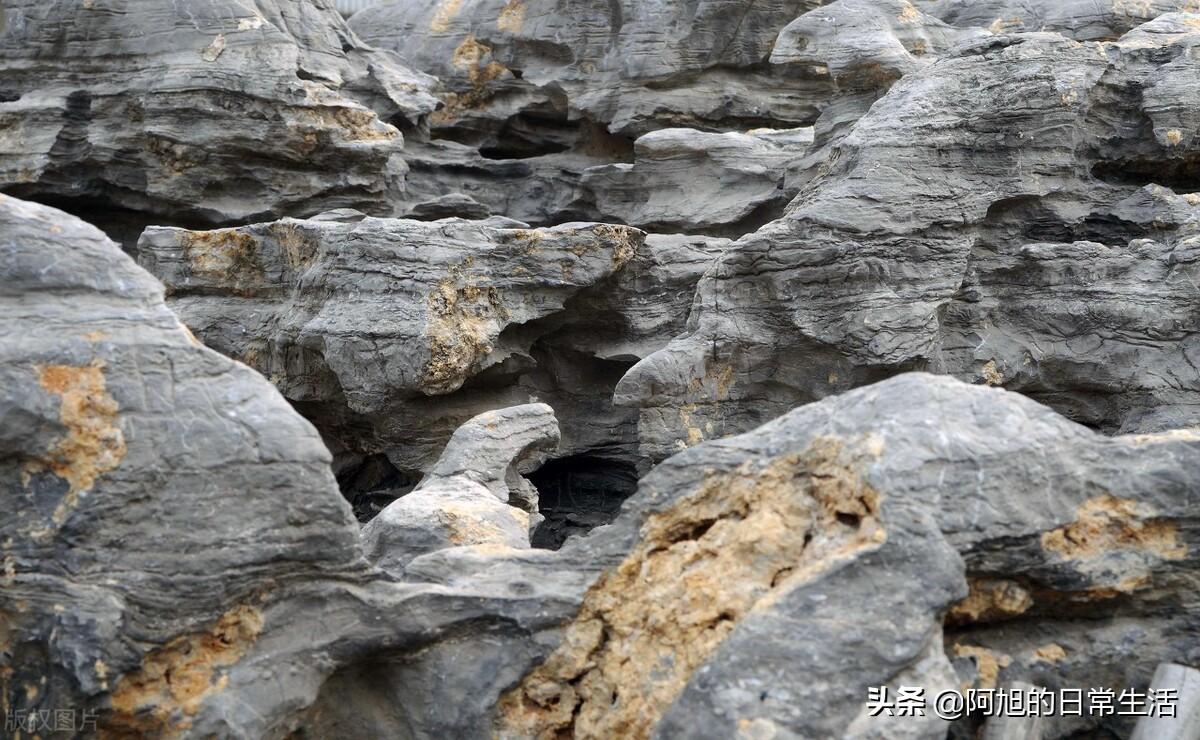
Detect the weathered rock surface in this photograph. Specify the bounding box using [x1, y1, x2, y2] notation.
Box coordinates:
[0, 193, 366, 732]
[363, 404, 558, 575]
[6, 198, 1200, 739]
[351, 0, 831, 138]
[620, 22, 1200, 459]
[0, 0, 437, 240]
[581, 127, 814, 234]
[136, 213, 652, 484]
[919, 0, 1200, 41]
[496, 374, 1200, 740]
[0, 194, 591, 739]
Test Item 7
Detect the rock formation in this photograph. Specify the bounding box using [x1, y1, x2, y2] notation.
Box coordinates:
[7, 1, 1200, 738]
[620, 18, 1200, 459]
[363, 403, 558, 575]
[0, 0, 437, 242]
[136, 214, 658, 500]
[5, 209, 1197, 737]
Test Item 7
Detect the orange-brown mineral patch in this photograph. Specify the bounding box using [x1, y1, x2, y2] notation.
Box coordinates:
[423, 277, 507, 394]
[181, 228, 265, 291]
[1041, 495, 1186, 562]
[22, 361, 126, 527]
[105, 605, 264, 736]
[953, 644, 1012, 691]
[946, 578, 1033, 626]
[495, 437, 885, 740]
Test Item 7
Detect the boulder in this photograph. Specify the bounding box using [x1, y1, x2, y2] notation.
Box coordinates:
[581, 127, 814, 234]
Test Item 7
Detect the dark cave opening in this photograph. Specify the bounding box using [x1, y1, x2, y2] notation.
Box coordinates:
[529, 454, 639, 550]
[336, 453, 421, 523]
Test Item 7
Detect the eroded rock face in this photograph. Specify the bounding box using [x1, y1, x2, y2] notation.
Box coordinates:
[136, 214, 649, 482]
[619, 23, 1200, 459]
[6, 201, 1200, 738]
[347, 0, 834, 228]
[351, 0, 830, 138]
[363, 403, 558, 575]
[581, 127, 814, 234]
[0, 0, 437, 238]
[918, 0, 1200, 41]
[0, 194, 362, 733]
[497, 374, 1200, 740]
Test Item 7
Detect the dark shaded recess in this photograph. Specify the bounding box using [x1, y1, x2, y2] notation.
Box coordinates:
[478, 110, 575, 159]
[529, 455, 637, 550]
[336, 453, 421, 523]
[1092, 156, 1200, 194]
[1, 191, 215, 256]
[977, 194, 1153, 247]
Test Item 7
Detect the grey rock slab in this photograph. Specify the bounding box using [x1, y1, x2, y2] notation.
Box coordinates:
[425, 402, 560, 507]
[350, 0, 832, 138]
[494, 373, 1200, 739]
[581, 127, 814, 233]
[0, 0, 438, 230]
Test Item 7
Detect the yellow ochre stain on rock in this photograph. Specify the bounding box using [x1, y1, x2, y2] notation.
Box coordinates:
[181, 228, 265, 289]
[430, 0, 463, 32]
[497, 0, 525, 33]
[105, 605, 264, 736]
[946, 578, 1032, 626]
[495, 437, 886, 740]
[432, 35, 509, 124]
[953, 645, 1012, 691]
[1032, 643, 1067, 664]
[22, 361, 126, 527]
[1041, 494, 1186, 562]
[423, 276, 507, 395]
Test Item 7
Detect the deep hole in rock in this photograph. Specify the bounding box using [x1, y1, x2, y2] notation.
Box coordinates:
[335, 453, 421, 523]
[529, 454, 638, 550]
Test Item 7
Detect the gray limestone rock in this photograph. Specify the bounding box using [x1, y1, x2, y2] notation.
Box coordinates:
[0, 0, 438, 238]
[581, 127, 814, 234]
[0, 194, 587, 738]
[0, 193, 364, 733]
[6, 201, 1200, 740]
[136, 214, 647, 480]
[619, 24, 1200, 460]
[425, 402, 560, 508]
[362, 403, 558, 575]
[350, 0, 831, 138]
[348, 0, 834, 230]
[494, 373, 1200, 740]
[919, 0, 1200, 41]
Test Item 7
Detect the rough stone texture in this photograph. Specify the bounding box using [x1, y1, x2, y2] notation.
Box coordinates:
[347, 0, 834, 227]
[496, 373, 1200, 740]
[581, 127, 814, 234]
[351, 0, 831, 138]
[0, 0, 438, 239]
[620, 22, 1200, 459]
[919, 0, 1200, 41]
[136, 214, 648, 480]
[362, 404, 557, 576]
[425, 402, 560, 509]
[12, 2, 1200, 739]
[6, 198, 1200, 739]
[0, 194, 362, 734]
[0, 195, 590, 739]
